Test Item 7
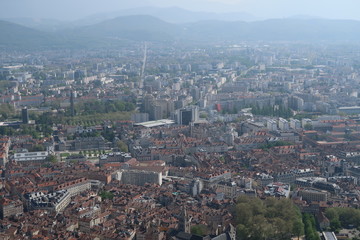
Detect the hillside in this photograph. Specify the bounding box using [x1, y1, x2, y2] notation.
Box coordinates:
[0, 20, 60, 49]
[2, 16, 360, 50]
[66, 15, 180, 42]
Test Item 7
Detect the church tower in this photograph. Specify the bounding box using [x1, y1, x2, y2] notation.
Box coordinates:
[178, 206, 191, 233]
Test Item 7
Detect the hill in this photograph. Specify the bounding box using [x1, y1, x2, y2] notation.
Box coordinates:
[2, 16, 360, 50]
[0, 20, 60, 49]
[70, 7, 259, 26]
[65, 15, 180, 42]
[182, 19, 360, 42]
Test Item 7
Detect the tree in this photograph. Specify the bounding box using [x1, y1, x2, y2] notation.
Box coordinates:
[330, 218, 341, 232]
[303, 213, 320, 240]
[99, 191, 114, 200]
[236, 224, 249, 240]
[46, 154, 58, 163]
[234, 196, 303, 240]
[190, 225, 208, 236]
[30, 144, 45, 152]
[293, 219, 305, 240]
[93, 80, 102, 88]
[304, 123, 313, 130]
[117, 140, 128, 152]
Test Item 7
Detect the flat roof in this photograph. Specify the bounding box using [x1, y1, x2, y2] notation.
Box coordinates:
[134, 119, 175, 128]
[339, 106, 360, 110]
[323, 232, 337, 240]
[0, 121, 22, 126]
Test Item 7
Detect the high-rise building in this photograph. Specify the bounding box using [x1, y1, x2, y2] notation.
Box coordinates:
[177, 106, 199, 125]
[267, 119, 277, 131]
[278, 118, 290, 131]
[290, 118, 301, 129]
[70, 90, 75, 117]
[131, 113, 149, 123]
[22, 107, 29, 124]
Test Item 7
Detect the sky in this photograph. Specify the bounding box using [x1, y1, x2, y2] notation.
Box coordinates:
[0, 0, 359, 21]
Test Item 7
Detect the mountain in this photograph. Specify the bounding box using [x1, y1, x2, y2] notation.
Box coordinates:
[71, 7, 259, 26]
[182, 19, 360, 42]
[0, 20, 61, 49]
[1, 18, 67, 32]
[2, 16, 360, 50]
[71, 16, 360, 43]
[65, 15, 181, 42]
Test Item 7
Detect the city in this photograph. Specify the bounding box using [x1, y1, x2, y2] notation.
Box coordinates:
[1, 1, 360, 240]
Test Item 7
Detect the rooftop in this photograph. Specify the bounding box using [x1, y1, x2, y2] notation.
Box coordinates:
[134, 119, 175, 128]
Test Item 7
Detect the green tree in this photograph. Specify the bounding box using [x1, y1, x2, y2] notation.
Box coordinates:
[236, 224, 249, 240]
[234, 196, 303, 240]
[117, 140, 128, 152]
[99, 191, 114, 200]
[190, 225, 208, 236]
[330, 218, 341, 232]
[30, 144, 45, 152]
[293, 219, 305, 240]
[46, 154, 58, 163]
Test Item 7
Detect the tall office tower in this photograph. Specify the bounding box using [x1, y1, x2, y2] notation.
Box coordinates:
[22, 107, 29, 124]
[178, 106, 199, 125]
[70, 90, 75, 117]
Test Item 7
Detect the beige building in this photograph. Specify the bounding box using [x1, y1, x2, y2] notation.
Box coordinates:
[0, 198, 23, 219]
[298, 188, 328, 202]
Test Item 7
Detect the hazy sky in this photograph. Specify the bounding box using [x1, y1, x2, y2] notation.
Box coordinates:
[0, 0, 359, 21]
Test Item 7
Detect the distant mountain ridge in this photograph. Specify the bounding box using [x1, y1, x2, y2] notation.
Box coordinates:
[1, 15, 360, 49]
[1, 6, 259, 31]
[69, 15, 181, 41]
[0, 20, 61, 49]
[183, 18, 360, 42]
[72, 7, 260, 25]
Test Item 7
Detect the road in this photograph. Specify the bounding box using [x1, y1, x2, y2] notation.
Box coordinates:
[140, 42, 147, 88]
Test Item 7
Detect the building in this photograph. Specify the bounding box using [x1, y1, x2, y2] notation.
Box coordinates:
[0, 137, 11, 167]
[134, 119, 175, 128]
[73, 136, 107, 150]
[79, 212, 112, 233]
[267, 119, 277, 131]
[295, 177, 327, 188]
[322, 232, 337, 240]
[338, 106, 360, 115]
[176, 106, 199, 125]
[298, 189, 328, 202]
[120, 169, 163, 186]
[70, 90, 75, 117]
[258, 173, 274, 187]
[290, 118, 301, 130]
[99, 152, 132, 165]
[25, 190, 71, 213]
[54, 178, 91, 197]
[274, 169, 314, 184]
[0, 198, 23, 219]
[288, 96, 304, 111]
[265, 182, 290, 198]
[278, 118, 290, 131]
[191, 178, 204, 196]
[13, 151, 49, 163]
[131, 113, 149, 123]
[302, 118, 313, 128]
[149, 99, 174, 120]
[313, 181, 340, 194]
[216, 181, 238, 198]
[22, 107, 29, 124]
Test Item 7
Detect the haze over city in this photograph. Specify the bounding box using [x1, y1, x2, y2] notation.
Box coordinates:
[3, 0, 360, 239]
[1, 0, 359, 21]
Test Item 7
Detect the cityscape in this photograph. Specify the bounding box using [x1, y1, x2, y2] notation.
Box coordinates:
[2, 1, 360, 240]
